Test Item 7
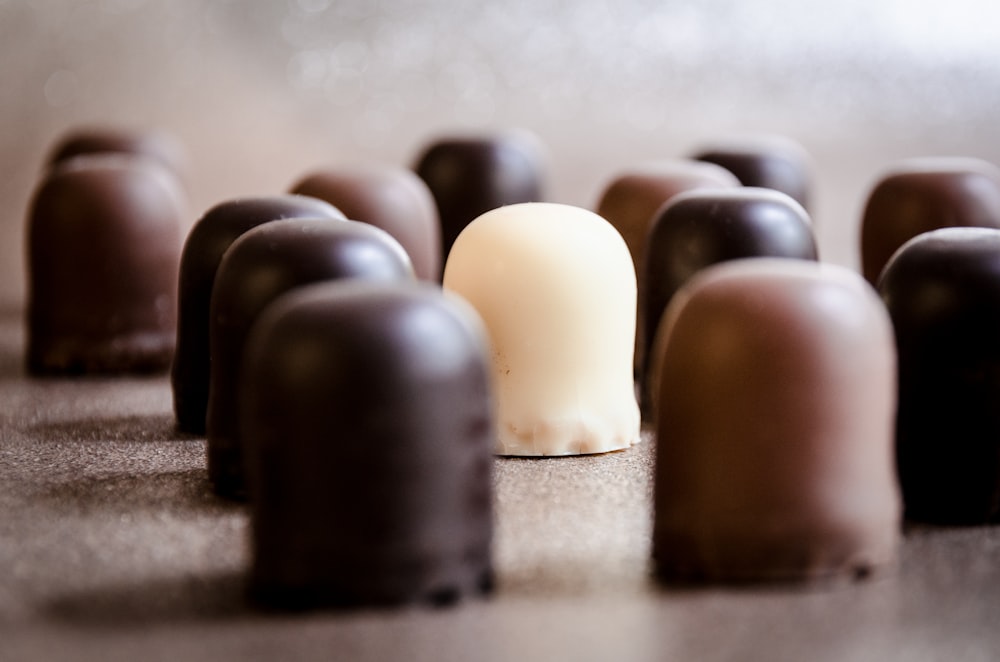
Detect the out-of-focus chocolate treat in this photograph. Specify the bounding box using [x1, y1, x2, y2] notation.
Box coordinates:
[46, 127, 187, 178]
[171, 196, 346, 434]
[243, 282, 494, 609]
[413, 131, 545, 261]
[641, 188, 817, 408]
[860, 158, 1000, 284]
[595, 160, 740, 378]
[207, 218, 414, 499]
[27, 154, 186, 374]
[444, 203, 639, 456]
[879, 227, 1000, 524]
[653, 259, 900, 584]
[691, 135, 812, 209]
[595, 160, 741, 271]
[290, 165, 441, 280]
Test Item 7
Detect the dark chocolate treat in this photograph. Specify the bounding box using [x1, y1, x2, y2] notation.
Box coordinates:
[290, 165, 441, 281]
[46, 127, 187, 178]
[27, 154, 186, 374]
[691, 135, 811, 209]
[243, 281, 494, 609]
[171, 196, 346, 434]
[653, 259, 900, 584]
[878, 227, 1000, 524]
[641, 188, 817, 408]
[595, 160, 741, 270]
[413, 131, 545, 261]
[595, 160, 740, 378]
[860, 158, 1000, 284]
[207, 219, 414, 499]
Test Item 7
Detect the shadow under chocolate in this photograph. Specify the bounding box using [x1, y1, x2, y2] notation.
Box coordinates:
[44, 571, 253, 627]
[496, 556, 655, 601]
[34, 467, 239, 515]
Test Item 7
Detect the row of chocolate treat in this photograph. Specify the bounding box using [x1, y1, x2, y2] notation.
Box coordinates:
[23, 127, 1000, 608]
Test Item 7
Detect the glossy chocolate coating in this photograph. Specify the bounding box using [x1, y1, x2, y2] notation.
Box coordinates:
[46, 127, 187, 178]
[243, 282, 494, 609]
[653, 259, 900, 584]
[27, 154, 186, 374]
[206, 219, 414, 499]
[595, 160, 741, 271]
[691, 136, 811, 209]
[413, 132, 545, 261]
[641, 188, 817, 406]
[171, 196, 346, 434]
[879, 227, 1000, 524]
[860, 158, 1000, 284]
[290, 165, 441, 280]
[596, 160, 740, 379]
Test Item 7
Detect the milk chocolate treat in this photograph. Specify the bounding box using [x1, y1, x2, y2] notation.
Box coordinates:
[243, 282, 493, 608]
[641, 188, 817, 406]
[27, 154, 186, 374]
[47, 127, 187, 177]
[414, 131, 545, 261]
[172, 196, 346, 434]
[879, 228, 1000, 524]
[290, 165, 441, 281]
[692, 135, 812, 209]
[444, 202, 640, 456]
[207, 219, 414, 498]
[653, 259, 900, 583]
[860, 158, 1000, 284]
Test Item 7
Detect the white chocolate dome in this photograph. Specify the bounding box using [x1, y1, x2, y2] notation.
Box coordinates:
[444, 202, 640, 456]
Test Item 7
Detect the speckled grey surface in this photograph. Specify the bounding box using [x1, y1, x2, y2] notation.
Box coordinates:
[2, 309, 999, 662]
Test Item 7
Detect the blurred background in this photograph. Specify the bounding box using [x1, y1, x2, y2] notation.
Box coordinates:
[3, 0, 1000, 307]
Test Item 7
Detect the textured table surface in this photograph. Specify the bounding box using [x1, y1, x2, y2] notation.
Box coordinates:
[1, 309, 998, 662]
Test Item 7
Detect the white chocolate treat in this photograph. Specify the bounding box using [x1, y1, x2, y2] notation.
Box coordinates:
[443, 202, 640, 456]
